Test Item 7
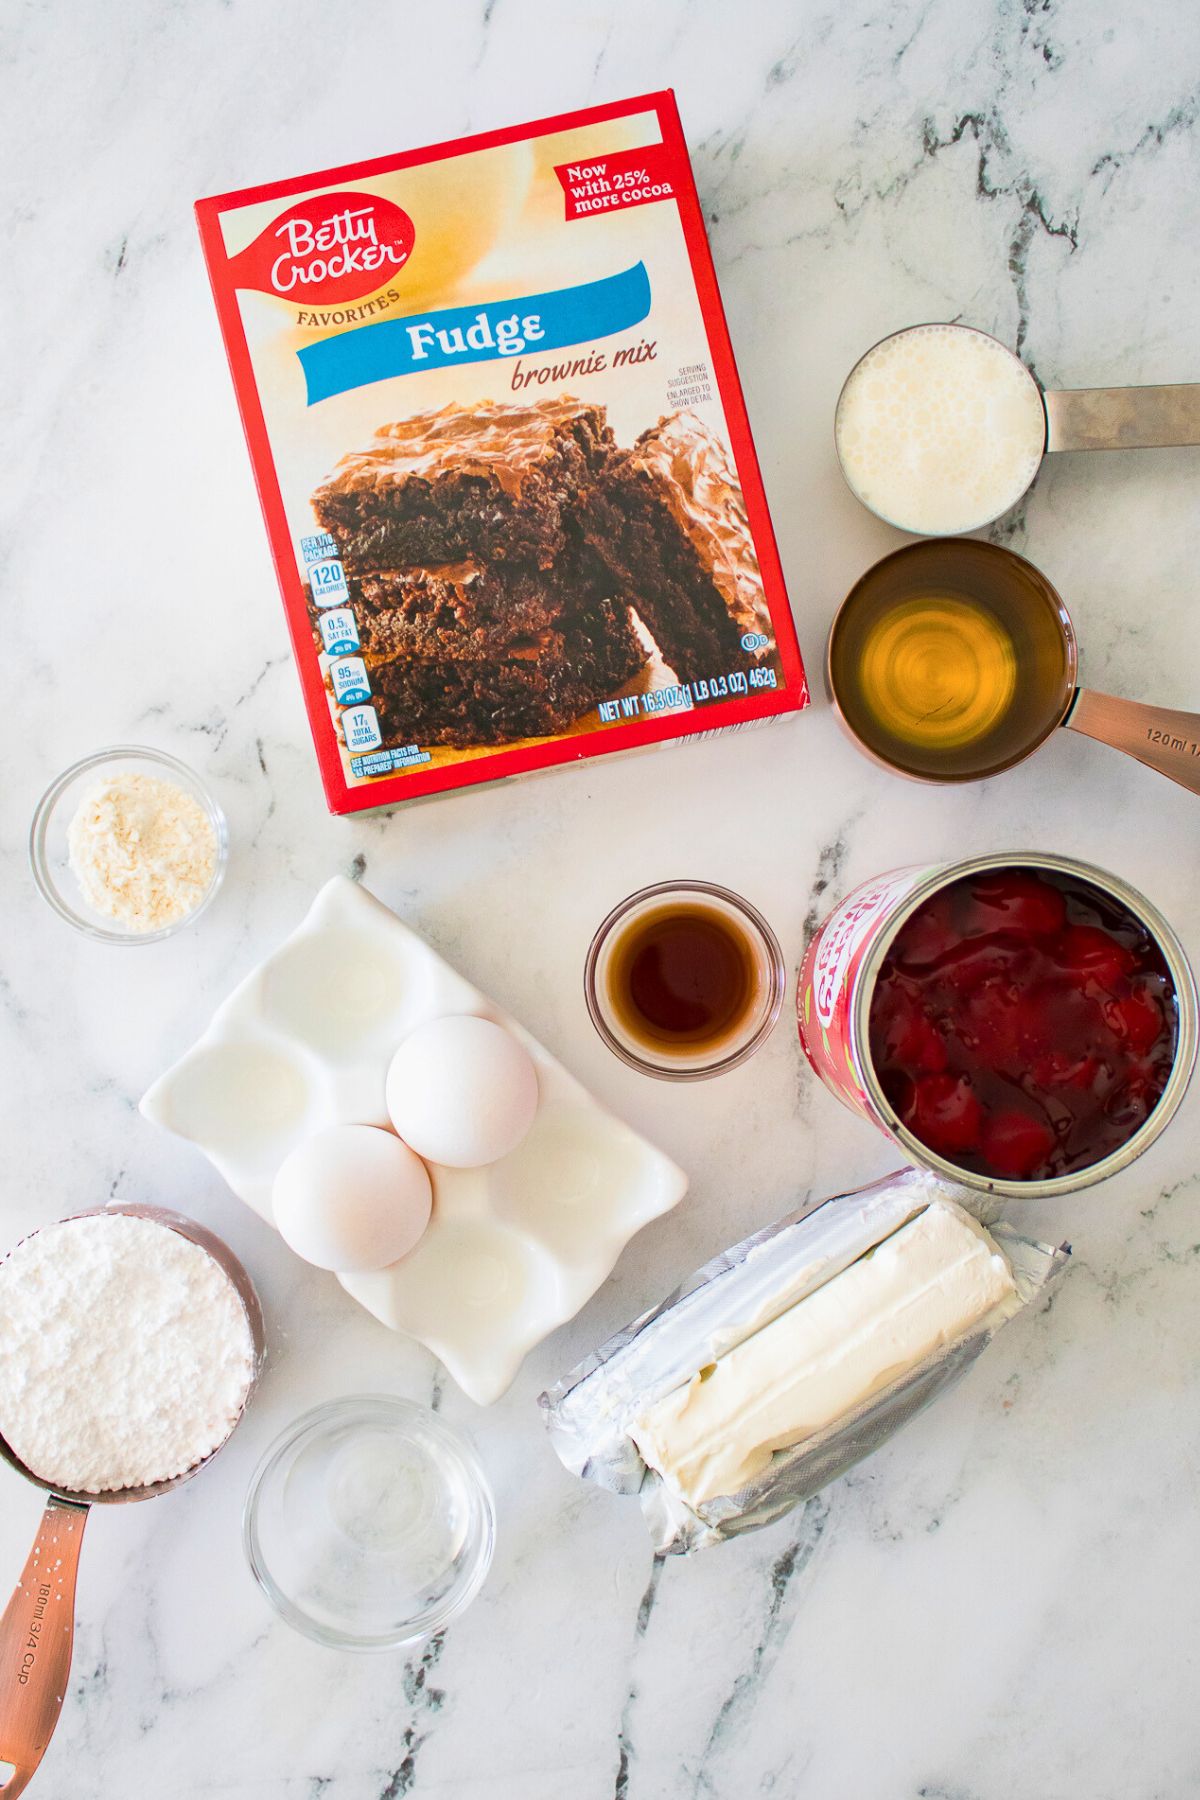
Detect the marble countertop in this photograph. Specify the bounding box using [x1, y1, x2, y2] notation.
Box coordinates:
[4, 2, 1200, 1795]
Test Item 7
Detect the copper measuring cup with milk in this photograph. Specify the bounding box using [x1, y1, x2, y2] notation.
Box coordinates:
[826, 538, 1200, 796]
[0, 1206, 263, 1800]
[834, 320, 1200, 537]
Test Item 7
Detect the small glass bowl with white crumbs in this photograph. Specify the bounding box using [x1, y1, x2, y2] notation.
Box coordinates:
[30, 746, 228, 943]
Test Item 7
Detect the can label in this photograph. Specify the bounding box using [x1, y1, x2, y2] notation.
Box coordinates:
[797, 864, 934, 1119]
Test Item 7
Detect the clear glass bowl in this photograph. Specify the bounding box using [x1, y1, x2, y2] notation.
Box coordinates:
[584, 879, 786, 1079]
[243, 1396, 495, 1651]
[29, 746, 228, 944]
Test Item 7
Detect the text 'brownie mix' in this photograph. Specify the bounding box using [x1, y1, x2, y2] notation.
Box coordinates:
[197, 92, 808, 813]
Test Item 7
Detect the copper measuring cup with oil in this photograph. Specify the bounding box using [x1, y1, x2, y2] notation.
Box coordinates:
[827, 538, 1200, 796]
[0, 1206, 264, 1800]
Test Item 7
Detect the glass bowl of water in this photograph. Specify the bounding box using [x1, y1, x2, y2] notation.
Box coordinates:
[243, 1395, 495, 1650]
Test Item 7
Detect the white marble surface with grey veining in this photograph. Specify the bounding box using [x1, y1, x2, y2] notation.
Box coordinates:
[3, 2, 1200, 1796]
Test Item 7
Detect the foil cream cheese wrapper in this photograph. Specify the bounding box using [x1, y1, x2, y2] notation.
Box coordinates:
[538, 1168, 1069, 1553]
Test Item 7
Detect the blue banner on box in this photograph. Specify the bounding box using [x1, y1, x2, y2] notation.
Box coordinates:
[298, 262, 651, 404]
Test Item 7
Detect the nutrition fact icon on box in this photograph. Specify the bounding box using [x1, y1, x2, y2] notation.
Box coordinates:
[197, 92, 808, 814]
[307, 559, 350, 609]
[329, 656, 372, 706]
[341, 705, 382, 753]
[318, 609, 360, 657]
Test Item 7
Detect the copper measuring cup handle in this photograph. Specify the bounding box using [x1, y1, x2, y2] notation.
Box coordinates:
[0, 1497, 88, 1798]
[0, 1205, 264, 1798]
[1065, 689, 1200, 796]
[1044, 384, 1200, 452]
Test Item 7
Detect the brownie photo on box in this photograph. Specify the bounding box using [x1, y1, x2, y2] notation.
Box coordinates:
[310, 396, 777, 755]
[362, 619, 643, 746]
[581, 411, 773, 684]
[312, 398, 612, 571]
[339, 562, 645, 747]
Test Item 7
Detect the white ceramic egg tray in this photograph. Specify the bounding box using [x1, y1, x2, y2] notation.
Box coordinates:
[141, 877, 688, 1404]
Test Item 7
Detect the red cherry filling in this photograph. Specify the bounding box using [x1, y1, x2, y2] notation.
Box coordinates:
[892, 892, 958, 969]
[1059, 925, 1133, 991]
[868, 867, 1177, 1182]
[940, 936, 1028, 994]
[960, 977, 1023, 1066]
[872, 985, 949, 1074]
[1030, 1049, 1103, 1092]
[981, 1110, 1057, 1180]
[1104, 1061, 1159, 1133]
[901, 1074, 982, 1156]
[964, 871, 1066, 940]
[1103, 988, 1163, 1056]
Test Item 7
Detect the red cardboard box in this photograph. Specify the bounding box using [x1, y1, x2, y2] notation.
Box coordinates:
[196, 92, 808, 814]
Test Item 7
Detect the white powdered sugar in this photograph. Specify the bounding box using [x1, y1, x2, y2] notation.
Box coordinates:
[0, 1213, 256, 1494]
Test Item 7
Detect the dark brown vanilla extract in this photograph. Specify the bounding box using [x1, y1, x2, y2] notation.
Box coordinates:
[606, 903, 762, 1051]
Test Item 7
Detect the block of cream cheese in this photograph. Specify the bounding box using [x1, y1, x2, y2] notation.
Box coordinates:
[631, 1199, 1019, 1508]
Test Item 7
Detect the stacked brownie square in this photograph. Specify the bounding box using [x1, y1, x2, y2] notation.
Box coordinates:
[581, 408, 774, 683]
[311, 396, 772, 750]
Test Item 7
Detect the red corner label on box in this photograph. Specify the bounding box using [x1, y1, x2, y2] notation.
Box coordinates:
[553, 143, 679, 220]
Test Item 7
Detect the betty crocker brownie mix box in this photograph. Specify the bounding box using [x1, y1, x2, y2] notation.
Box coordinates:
[196, 91, 808, 813]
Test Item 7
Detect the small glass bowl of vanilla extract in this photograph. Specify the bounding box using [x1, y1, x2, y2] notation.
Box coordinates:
[585, 881, 785, 1079]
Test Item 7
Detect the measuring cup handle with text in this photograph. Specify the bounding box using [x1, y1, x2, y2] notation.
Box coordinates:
[1044, 385, 1200, 452]
[1066, 690, 1200, 797]
[0, 1498, 88, 1799]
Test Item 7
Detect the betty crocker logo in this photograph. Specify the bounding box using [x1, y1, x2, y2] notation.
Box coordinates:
[227, 192, 415, 304]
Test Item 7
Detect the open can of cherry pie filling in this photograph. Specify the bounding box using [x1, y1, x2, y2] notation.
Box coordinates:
[798, 852, 1198, 1198]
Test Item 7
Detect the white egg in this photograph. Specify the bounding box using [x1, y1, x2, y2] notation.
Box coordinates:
[386, 1015, 540, 1169]
[272, 1124, 432, 1272]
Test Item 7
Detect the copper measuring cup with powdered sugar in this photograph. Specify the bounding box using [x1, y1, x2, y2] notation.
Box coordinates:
[835, 321, 1200, 536]
[0, 1205, 264, 1799]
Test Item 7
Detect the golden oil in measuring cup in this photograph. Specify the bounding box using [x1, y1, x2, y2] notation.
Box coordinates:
[855, 594, 1017, 750]
[828, 540, 1075, 780]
